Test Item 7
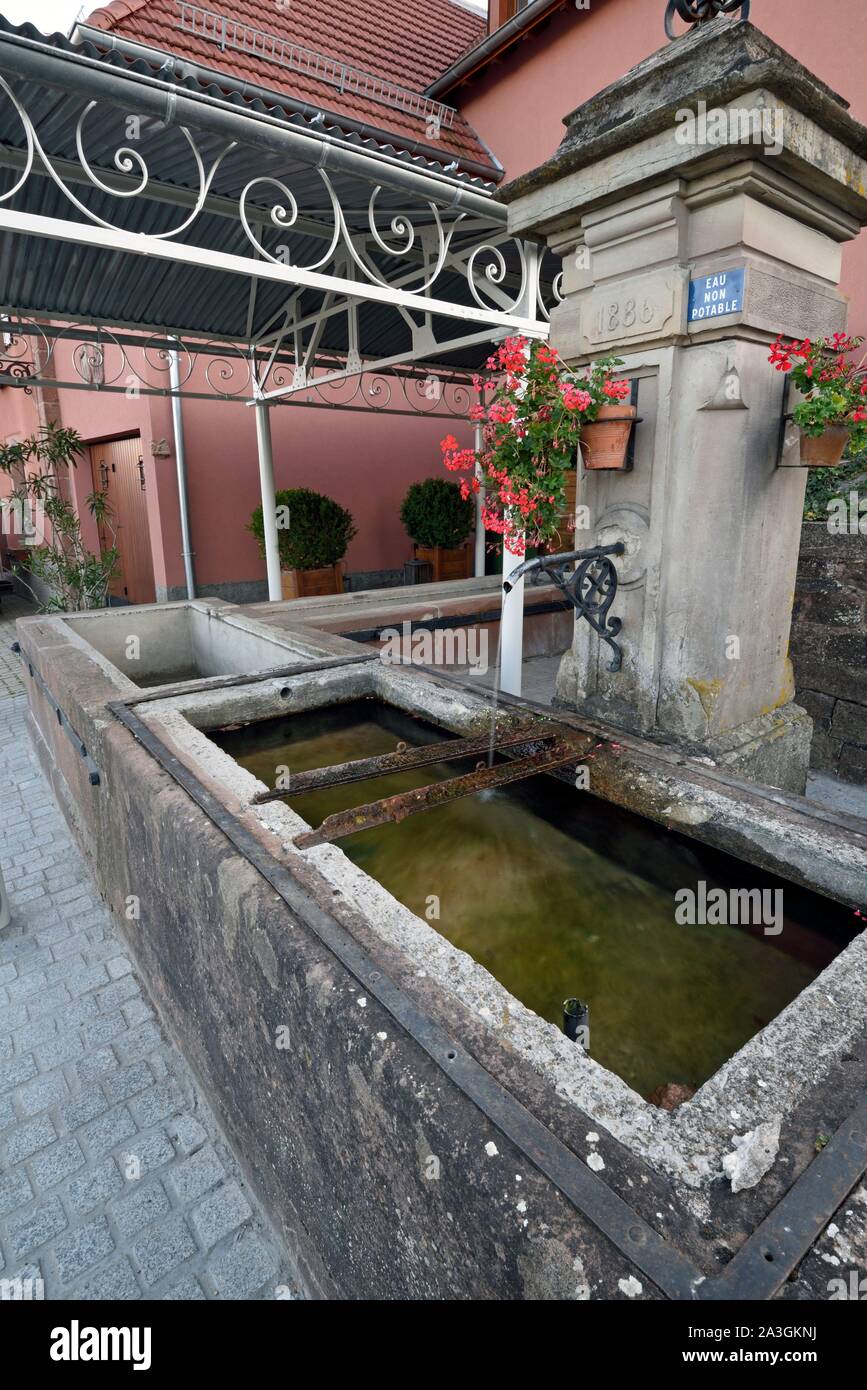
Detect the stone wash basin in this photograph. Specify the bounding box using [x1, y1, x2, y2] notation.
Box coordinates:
[61, 599, 312, 690]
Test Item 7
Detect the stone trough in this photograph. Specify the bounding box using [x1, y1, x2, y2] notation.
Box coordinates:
[12, 594, 867, 1300]
[60, 598, 326, 689]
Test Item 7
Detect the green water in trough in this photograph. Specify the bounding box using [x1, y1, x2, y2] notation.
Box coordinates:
[212, 699, 854, 1100]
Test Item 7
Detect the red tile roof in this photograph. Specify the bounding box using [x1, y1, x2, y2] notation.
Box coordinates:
[82, 0, 498, 179]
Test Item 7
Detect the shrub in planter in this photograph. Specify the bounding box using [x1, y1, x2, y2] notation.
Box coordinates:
[247, 487, 356, 599]
[769, 333, 867, 467]
[400, 477, 474, 581]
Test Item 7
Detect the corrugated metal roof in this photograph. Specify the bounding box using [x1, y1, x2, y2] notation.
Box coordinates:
[0, 18, 530, 369]
[3, 17, 500, 190]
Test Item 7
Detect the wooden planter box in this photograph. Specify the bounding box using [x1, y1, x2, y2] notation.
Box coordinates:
[280, 562, 344, 601]
[413, 543, 473, 582]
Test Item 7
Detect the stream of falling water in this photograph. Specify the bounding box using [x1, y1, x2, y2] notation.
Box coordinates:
[486, 619, 505, 772]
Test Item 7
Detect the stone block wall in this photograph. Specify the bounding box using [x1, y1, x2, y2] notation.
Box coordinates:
[791, 523, 867, 784]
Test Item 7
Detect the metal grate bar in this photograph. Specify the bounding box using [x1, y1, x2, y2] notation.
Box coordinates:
[176, 2, 458, 129]
[293, 735, 589, 849]
[252, 721, 566, 803]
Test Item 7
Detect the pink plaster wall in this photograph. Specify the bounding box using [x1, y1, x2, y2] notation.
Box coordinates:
[34, 341, 183, 596]
[0, 346, 186, 594]
[0, 386, 34, 557]
[3, 345, 476, 595]
[179, 390, 474, 589]
[459, 0, 867, 333]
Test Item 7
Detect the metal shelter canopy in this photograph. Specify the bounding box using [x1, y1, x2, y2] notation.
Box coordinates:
[0, 320, 489, 423]
[0, 18, 553, 395]
[0, 15, 553, 616]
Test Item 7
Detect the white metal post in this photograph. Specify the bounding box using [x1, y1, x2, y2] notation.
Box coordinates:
[500, 539, 525, 696]
[473, 422, 486, 579]
[169, 344, 196, 601]
[498, 333, 533, 697]
[254, 398, 283, 602]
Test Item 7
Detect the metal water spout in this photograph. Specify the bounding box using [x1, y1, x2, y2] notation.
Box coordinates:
[502, 543, 627, 673]
[502, 548, 587, 593]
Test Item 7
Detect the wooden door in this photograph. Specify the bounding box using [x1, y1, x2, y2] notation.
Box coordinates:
[89, 436, 156, 605]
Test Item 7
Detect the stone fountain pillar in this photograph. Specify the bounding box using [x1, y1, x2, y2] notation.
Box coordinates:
[503, 18, 867, 792]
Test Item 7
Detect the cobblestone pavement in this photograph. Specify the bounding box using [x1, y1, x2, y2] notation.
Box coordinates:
[0, 593, 34, 699]
[0, 614, 301, 1301]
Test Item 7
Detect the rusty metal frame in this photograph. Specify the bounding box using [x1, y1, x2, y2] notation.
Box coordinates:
[292, 732, 591, 848]
[11, 640, 101, 785]
[252, 720, 566, 803]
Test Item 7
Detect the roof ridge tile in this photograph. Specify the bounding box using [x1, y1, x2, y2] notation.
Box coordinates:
[86, 0, 155, 32]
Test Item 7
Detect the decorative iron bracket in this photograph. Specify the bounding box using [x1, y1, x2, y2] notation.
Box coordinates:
[504, 543, 626, 673]
[665, 0, 750, 41]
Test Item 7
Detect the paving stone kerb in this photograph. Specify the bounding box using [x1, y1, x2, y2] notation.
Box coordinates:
[0, 692, 299, 1302]
[0, 593, 34, 700]
[11, 588, 867, 1299]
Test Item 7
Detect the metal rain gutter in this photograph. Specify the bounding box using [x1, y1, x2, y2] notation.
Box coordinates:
[0, 22, 506, 220]
[70, 21, 504, 190]
[427, 0, 563, 99]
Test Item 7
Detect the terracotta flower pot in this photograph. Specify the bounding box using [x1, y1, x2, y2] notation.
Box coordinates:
[799, 426, 849, 468]
[280, 562, 344, 600]
[580, 405, 637, 471]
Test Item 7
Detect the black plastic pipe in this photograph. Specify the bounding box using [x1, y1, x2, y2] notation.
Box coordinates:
[563, 998, 589, 1048]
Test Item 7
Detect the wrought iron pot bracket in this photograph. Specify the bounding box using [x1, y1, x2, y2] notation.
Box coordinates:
[665, 0, 750, 40]
[507, 544, 626, 673]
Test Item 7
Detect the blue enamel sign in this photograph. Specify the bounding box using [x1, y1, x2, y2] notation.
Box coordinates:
[688, 268, 745, 323]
